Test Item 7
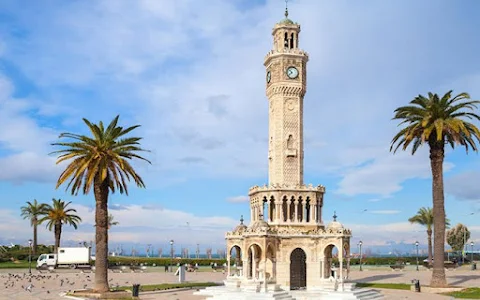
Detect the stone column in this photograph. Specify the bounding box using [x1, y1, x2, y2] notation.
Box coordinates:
[287, 200, 291, 222]
[339, 245, 343, 282]
[320, 259, 324, 279]
[310, 204, 317, 223]
[276, 202, 281, 222]
[293, 200, 298, 222]
[227, 255, 231, 276]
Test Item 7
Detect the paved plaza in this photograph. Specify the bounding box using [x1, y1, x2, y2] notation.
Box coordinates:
[0, 267, 478, 300]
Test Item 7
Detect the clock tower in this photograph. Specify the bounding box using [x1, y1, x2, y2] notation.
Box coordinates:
[220, 5, 354, 295]
[264, 8, 308, 186]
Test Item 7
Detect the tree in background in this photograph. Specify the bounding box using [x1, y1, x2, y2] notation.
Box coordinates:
[39, 199, 82, 253]
[391, 90, 480, 287]
[107, 214, 119, 230]
[446, 223, 470, 252]
[51, 115, 150, 293]
[408, 207, 450, 266]
[20, 199, 49, 255]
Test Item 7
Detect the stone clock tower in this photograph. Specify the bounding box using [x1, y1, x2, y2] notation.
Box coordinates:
[206, 6, 359, 298]
[264, 9, 308, 187]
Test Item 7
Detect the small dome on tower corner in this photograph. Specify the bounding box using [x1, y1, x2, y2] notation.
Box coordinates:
[327, 211, 344, 230]
[279, 18, 295, 25]
[249, 215, 270, 231]
[233, 215, 248, 233]
[327, 220, 344, 230]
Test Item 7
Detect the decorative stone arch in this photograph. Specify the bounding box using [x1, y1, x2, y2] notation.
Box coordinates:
[322, 242, 344, 280]
[246, 243, 263, 279]
[265, 243, 277, 281]
[228, 244, 243, 277]
[289, 247, 307, 290]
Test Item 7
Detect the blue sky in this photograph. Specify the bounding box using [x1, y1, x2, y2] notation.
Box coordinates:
[1, 0, 480, 255]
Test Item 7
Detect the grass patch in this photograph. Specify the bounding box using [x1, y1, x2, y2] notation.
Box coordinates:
[355, 282, 411, 290]
[0, 261, 30, 268]
[113, 282, 220, 292]
[443, 288, 480, 299]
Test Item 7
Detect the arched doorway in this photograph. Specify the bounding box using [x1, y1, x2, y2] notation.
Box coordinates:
[324, 244, 339, 279]
[290, 248, 306, 290]
[266, 244, 276, 281]
[247, 244, 262, 279]
[230, 245, 242, 276]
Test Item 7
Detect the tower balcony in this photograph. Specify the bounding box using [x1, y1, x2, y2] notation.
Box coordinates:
[248, 184, 325, 228]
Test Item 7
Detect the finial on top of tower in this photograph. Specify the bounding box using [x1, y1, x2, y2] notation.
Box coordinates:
[285, 0, 289, 18]
[333, 211, 337, 222]
[240, 215, 244, 225]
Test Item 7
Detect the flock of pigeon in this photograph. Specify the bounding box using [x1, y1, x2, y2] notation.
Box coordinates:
[0, 271, 126, 299]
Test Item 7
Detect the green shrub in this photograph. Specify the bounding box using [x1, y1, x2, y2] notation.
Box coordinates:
[107, 257, 227, 266]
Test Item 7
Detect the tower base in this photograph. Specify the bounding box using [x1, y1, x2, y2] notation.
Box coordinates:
[194, 279, 384, 300]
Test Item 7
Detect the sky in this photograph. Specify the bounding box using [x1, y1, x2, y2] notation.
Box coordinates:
[1, 0, 480, 256]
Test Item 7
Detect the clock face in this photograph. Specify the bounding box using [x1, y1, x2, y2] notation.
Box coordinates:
[266, 71, 271, 83]
[286, 66, 299, 79]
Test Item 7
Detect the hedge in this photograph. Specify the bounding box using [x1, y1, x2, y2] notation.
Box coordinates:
[107, 257, 227, 266]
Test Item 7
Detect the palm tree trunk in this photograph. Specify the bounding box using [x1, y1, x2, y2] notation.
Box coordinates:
[54, 222, 62, 253]
[427, 228, 433, 266]
[93, 177, 110, 293]
[429, 144, 447, 287]
[33, 218, 38, 256]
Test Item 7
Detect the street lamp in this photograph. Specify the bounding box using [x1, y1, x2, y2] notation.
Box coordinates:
[471, 241, 474, 263]
[415, 241, 419, 271]
[28, 239, 32, 274]
[358, 241, 363, 271]
[170, 239, 174, 272]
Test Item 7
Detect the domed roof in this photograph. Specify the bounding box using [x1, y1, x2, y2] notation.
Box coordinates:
[327, 211, 344, 230]
[277, 6, 296, 25]
[279, 18, 295, 25]
[327, 220, 344, 230]
[233, 216, 247, 233]
[249, 215, 270, 231]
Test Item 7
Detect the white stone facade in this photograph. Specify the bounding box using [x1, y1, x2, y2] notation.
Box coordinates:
[225, 13, 352, 292]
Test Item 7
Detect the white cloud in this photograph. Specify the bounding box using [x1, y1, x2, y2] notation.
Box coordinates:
[335, 147, 454, 197]
[0, 74, 61, 183]
[2, 204, 238, 248]
[226, 196, 249, 203]
[446, 171, 480, 201]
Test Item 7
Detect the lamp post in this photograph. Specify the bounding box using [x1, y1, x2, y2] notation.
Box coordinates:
[170, 239, 174, 272]
[415, 241, 419, 271]
[358, 241, 363, 271]
[28, 239, 32, 274]
[471, 241, 474, 263]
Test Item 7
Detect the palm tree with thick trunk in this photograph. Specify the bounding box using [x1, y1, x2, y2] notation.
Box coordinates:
[20, 199, 49, 255]
[408, 207, 450, 266]
[391, 90, 480, 287]
[39, 199, 82, 253]
[51, 115, 150, 293]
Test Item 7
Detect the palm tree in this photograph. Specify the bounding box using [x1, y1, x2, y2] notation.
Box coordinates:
[51, 115, 150, 293]
[39, 199, 82, 253]
[391, 90, 480, 287]
[20, 199, 49, 255]
[408, 207, 450, 266]
[107, 214, 119, 230]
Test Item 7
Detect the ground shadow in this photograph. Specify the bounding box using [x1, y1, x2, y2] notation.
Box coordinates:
[448, 275, 480, 286]
[353, 273, 403, 282]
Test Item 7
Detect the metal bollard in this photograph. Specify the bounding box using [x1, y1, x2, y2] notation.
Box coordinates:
[411, 279, 420, 292]
[132, 284, 140, 297]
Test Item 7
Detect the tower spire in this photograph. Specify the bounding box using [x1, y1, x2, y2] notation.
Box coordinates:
[285, 0, 289, 18]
